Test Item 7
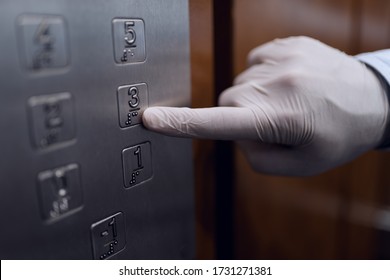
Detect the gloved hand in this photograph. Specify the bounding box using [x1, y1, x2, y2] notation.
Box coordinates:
[143, 36, 389, 176]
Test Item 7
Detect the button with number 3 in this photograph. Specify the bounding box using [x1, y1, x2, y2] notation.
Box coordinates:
[117, 83, 148, 128]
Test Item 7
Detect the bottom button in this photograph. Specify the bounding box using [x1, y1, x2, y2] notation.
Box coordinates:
[91, 212, 126, 260]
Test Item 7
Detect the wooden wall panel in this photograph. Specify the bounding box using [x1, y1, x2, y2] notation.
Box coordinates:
[233, 0, 355, 74]
[344, 0, 390, 259]
[188, 0, 390, 260]
[189, 0, 216, 259]
[232, 0, 390, 259]
[359, 0, 390, 52]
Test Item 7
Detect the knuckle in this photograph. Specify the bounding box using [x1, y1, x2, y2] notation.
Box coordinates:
[218, 87, 236, 106]
[247, 47, 257, 61]
[218, 84, 248, 106]
[233, 65, 262, 85]
[277, 70, 306, 90]
[233, 72, 246, 85]
[286, 35, 316, 45]
[247, 46, 263, 65]
[286, 49, 307, 61]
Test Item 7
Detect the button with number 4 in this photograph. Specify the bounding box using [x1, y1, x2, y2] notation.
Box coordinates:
[117, 83, 148, 128]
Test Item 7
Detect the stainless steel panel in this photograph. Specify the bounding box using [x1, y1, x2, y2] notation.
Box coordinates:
[0, 0, 194, 259]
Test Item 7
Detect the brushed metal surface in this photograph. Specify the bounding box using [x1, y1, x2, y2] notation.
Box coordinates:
[0, 0, 194, 259]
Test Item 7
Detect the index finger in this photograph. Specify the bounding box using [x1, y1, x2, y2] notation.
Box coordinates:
[142, 106, 260, 140]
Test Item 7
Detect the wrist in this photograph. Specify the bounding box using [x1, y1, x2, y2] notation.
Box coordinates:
[355, 51, 390, 149]
[367, 65, 390, 149]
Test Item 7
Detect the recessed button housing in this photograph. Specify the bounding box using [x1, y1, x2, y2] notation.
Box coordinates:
[122, 142, 153, 188]
[37, 163, 83, 221]
[117, 83, 148, 128]
[18, 14, 69, 71]
[112, 18, 146, 64]
[91, 212, 126, 259]
[28, 92, 76, 149]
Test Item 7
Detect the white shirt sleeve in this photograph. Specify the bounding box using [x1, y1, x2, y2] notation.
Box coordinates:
[357, 50, 390, 149]
[356, 50, 390, 87]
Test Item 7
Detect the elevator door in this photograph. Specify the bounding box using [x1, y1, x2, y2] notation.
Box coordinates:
[0, 0, 194, 259]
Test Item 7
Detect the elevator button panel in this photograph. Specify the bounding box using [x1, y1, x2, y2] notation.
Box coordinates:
[122, 142, 152, 188]
[91, 212, 126, 259]
[0, 0, 193, 260]
[37, 163, 83, 221]
[117, 83, 148, 128]
[18, 14, 69, 71]
[112, 18, 146, 64]
[28, 92, 76, 149]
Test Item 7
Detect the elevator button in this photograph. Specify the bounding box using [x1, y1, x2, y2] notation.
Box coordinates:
[112, 18, 146, 64]
[91, 212, 126, 259]
[122, 142, 153, 188]
[28, 92, 76, 149]
[37, 163, 83, 221]
[117, 83, 148, 128]
[18, 15, 69, 71]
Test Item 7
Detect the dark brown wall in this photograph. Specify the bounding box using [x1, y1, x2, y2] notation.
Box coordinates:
[190, 0, 390, 259]
[232, 0, 390, 259]
[189, 0, 216, 259]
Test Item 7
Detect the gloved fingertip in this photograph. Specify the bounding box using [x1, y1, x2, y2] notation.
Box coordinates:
[142, 107, 164, 130]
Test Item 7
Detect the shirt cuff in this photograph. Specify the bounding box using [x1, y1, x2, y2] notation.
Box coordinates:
[356, 50, 390, 149]
[356, 50, 390, 88]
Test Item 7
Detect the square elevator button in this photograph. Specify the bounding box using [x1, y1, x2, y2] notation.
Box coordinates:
[28, 92, 76, 149]
[37, 163, 83, 221]
[91, 212, 126, 259]
[122, 142, 153, 188]
[117, 83, 148, 128]
[18, 14, 69, 71]
[112, 18, 146, 64]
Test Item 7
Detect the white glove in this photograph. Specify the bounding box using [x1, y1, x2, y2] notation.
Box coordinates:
[143, 36, 389, 176]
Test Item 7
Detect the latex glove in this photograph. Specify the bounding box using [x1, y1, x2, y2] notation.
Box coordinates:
[143, 36, 388, 176]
